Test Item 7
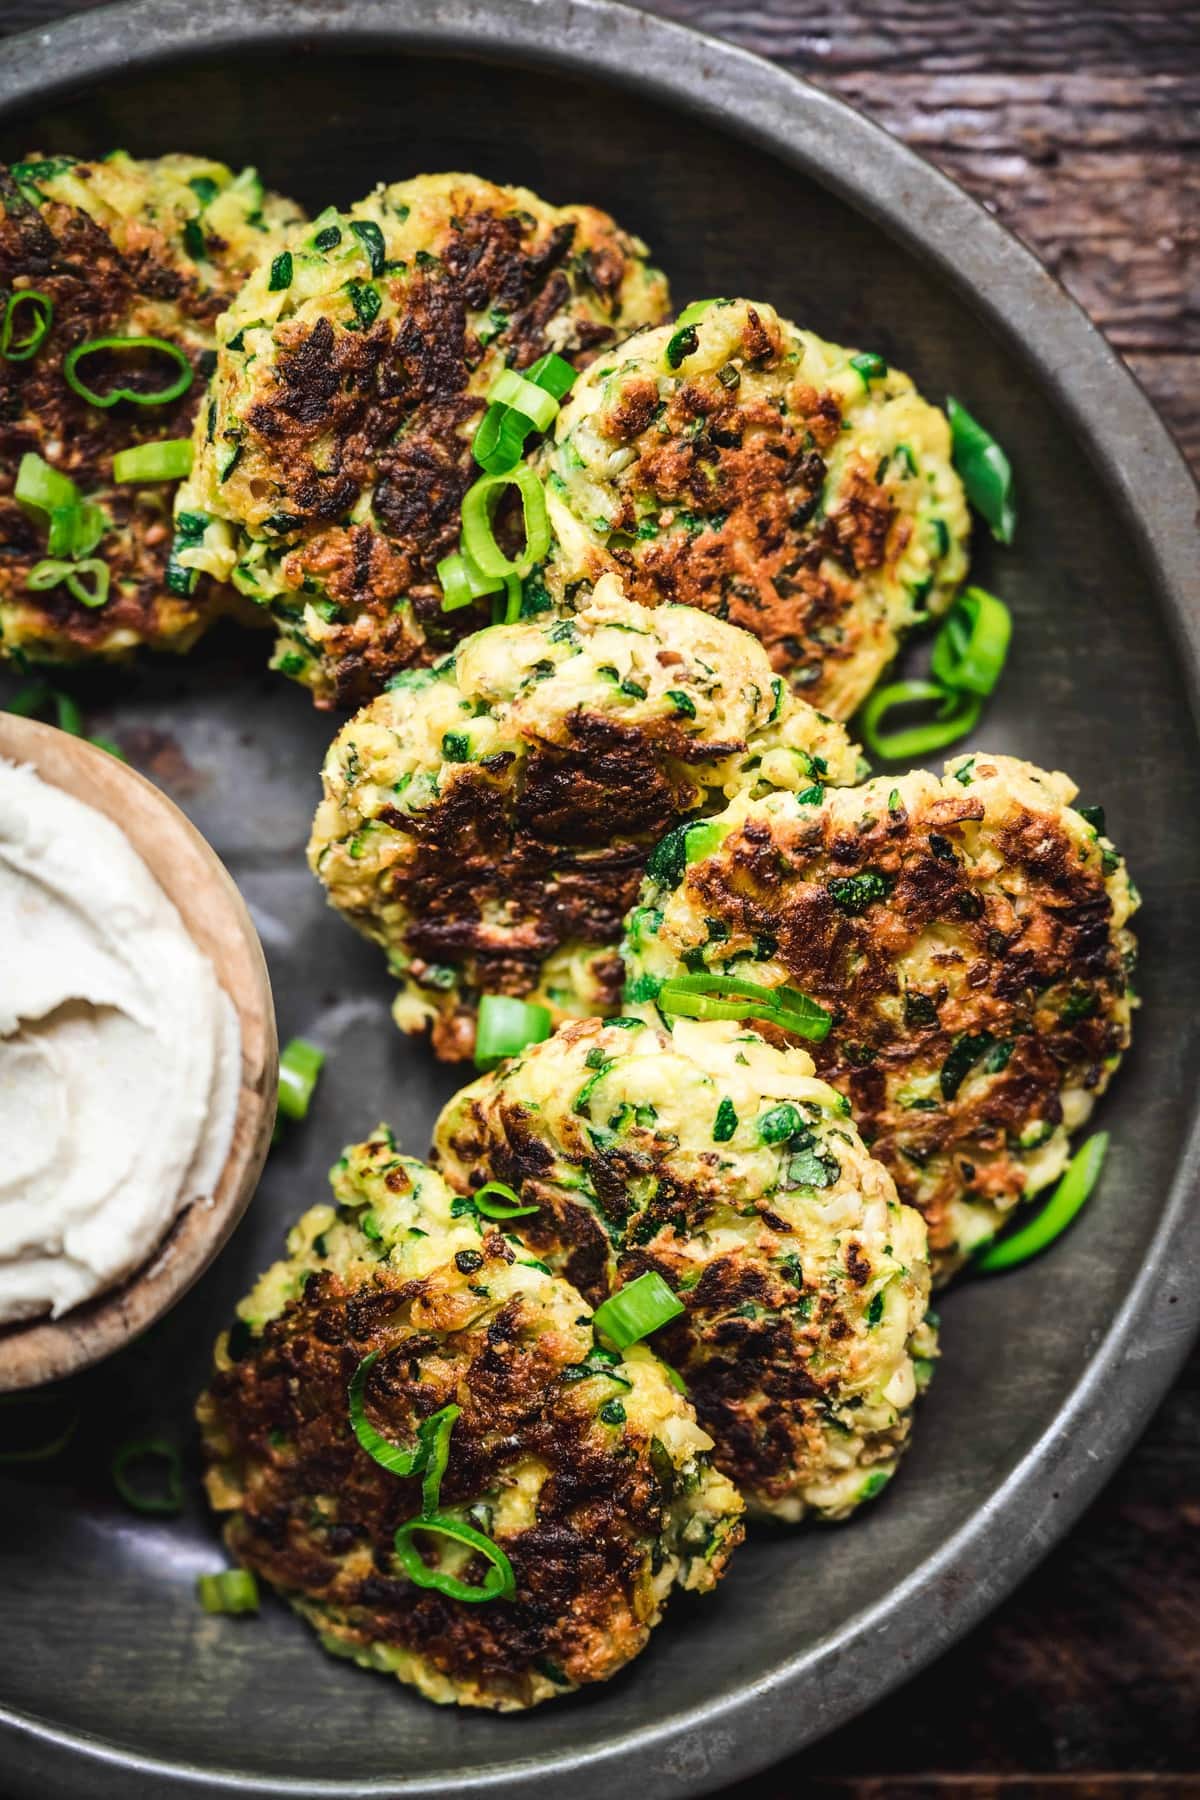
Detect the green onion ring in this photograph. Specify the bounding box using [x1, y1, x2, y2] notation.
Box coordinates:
[858, 679, 982, 763]
[26, 556, 110, 608]
[277, 1036, 325, 1122]
[929, 586, 1012, 697]
[196, 1569, 259, 1614]
[490, 573, 523, 626]
[393, 1514, 516, 1603]
[0, 1402, 79, 1464]
[472, 1181, 540, 1221]
[110, 1438, 184, 1515]
[15, 449, 76, 518]
[348, 1350, 427, 1476]
[460, 466, 550, 581]
[593, 1270, 685, 1350]
[474, 993, 553, 1070]
[1, 288, 53, 361]
[524, 350, 575, 400]
[63, 334, 194, 410]
[948, 395, 1016, 545]
[112, 437, 194, 483]
[975, 1132, 1109, 1273]
[418, 1404, 461, 1518]
[487, 367, 559, 434]
[437, 547, 499, 612]
[657, 972, 832, 1043]
[472, 403, 531, 475]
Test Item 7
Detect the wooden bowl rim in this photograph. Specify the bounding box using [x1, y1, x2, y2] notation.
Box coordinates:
[0, 715, 277, 1391]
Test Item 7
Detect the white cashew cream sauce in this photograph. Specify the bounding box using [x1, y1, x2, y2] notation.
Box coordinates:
[0, 758, 241, 1324]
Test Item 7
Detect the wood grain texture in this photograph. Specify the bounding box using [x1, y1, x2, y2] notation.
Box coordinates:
[0, 0, 1196, 1790]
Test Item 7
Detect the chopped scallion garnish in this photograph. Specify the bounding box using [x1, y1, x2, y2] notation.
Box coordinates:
[1, 288, 52, 361]
[858, 678, 982, 762]
[437, 547, 499, 613]
[929, 586, 1011, 697]
[460, 465, 550, 581]
[974, 1132, 1108, 1272]
[27, 557, 110, 608]
[276, 1037, 324, 1122]
[112, 438, 194, 483]
[474, 993, 553, 1070]
[393, 1513, 516, 1603]
[110, 1438, 183, 1515]
[948, 395, 1016, 544]
[196, 1568, 259, 1615]
[63, 335, 194, 409]
[592, 1270, 684, 1350]
[657, 971, 832, 1043]
[472, 1181, 540, 1221]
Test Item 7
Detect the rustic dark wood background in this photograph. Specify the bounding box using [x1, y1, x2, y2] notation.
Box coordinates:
[2, 1, 1198, 1794]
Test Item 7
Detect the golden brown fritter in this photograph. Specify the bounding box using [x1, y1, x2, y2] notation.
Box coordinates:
[536, 297, 970, 719]
[197, 1134, 742, 1710]
[178, 174, 671, 706]
[434, 1018, 935, 1521]
[0, 153, 303, 662]
[622, 754, 1139, 1277]
[308, 581, 860, 1059]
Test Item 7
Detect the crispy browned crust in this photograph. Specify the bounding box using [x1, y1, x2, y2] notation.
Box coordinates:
[578, 307, 896, 694]
[203, 1246, 689, 1704]
[0, 169, 225, 652]
[687, 782, 1131, 1253]
[243, 206, 664, 706]
[376, 710, 732, 1029]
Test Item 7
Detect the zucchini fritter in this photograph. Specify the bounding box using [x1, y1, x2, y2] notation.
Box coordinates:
[197, 1134, 742, 1711]
[308, 581, 859, 1059]
[535, 297, 969, 719]
[0, 152, 303, 662]
[177, 173, 671, 706]
[434, 1017, 935, 1521]
[621, 754, 1139, 1277]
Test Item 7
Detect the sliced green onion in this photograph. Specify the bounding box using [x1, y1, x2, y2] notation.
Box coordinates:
[437, 547, 499, 612]
[6, 681, 84, 736]
[349, 1349, 427, 1477]
[593, 1270, 684, 1350]
[490, 573, 523, 626]
[975, 1133, 1108, 1273]
[48, 498, 105, 558]
[277, 1036, 324, 1122]
[28, 557, 110, 608]
[675, 299, 721, 326]
[0, 1401, 78, 1464]
[657, 972, 832, 1044]
[524, 351, 576, 400]
[472, 403, 531, 474]
[460, 466, 550, 580]
[474, 993, 553, 1071]
[1, 288, 52, 361]
[948, 395, 1016, 545]
[473, 1181, 540, 1221]
[418, 1404, 460, 1517]
[929, 586, 1012, 697]
[858, 679, 982, 762]
[196, 1569, 259, 1615]
[63, 335, 194, 409]
[488, 367, 560, 434]
[15, 450, 75, 518]
[112, 438, 194, 483]
[110, 1438, 183, 1515]
[393, 1513, 516, 1603]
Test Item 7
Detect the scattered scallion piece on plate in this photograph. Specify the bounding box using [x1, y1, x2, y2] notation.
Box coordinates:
[196, 1569, 259, 1615]
[929, 586, 1012, 697]
[0, 1398, 79, 1465]
[974, 1132, 1109, 1273]
[592, 1270, 685, 1350]
[63, 334, 194, 409]
[474, 994, 553, 1070]
[858, 678, 982, 763]
[948, 395, 1016, 544]
[112, 437, 194, 483]
[1, 288, 53, 361]
[276, 1037, 325, 1122]
[110, 1438, 184, 1515]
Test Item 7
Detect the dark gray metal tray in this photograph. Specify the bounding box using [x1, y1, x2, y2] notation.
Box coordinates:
[1, 3, 1198, 1796]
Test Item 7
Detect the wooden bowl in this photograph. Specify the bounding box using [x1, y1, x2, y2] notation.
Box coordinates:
[0, 715, 277, 1391]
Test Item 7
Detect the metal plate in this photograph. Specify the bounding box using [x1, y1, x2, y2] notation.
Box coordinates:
[1, 3, 1198, 1796]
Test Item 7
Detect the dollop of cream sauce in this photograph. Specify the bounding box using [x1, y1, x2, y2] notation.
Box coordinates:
[0, 759, 241, 1324]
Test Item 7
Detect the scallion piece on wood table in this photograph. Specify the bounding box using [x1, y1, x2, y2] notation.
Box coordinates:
[196, 1569, 259, 1615]
[112, 437, 194, 483]
[974, 1132, 1109, 1273]
[948, 395, 1016, 544]
[277, 1037, 324, 1122]
[592, 1270, 685, 1350]
[110, 1438, 184, 1515]
[1, 288, 53, 361]
[63, 334, 194, 409]
[858, 678, 982, 763]
[393, 1514, 516, 1603]
[474, 994, 553, 1070]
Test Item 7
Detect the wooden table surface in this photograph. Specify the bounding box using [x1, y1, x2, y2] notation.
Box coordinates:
[2, 1, 1198, 1794]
